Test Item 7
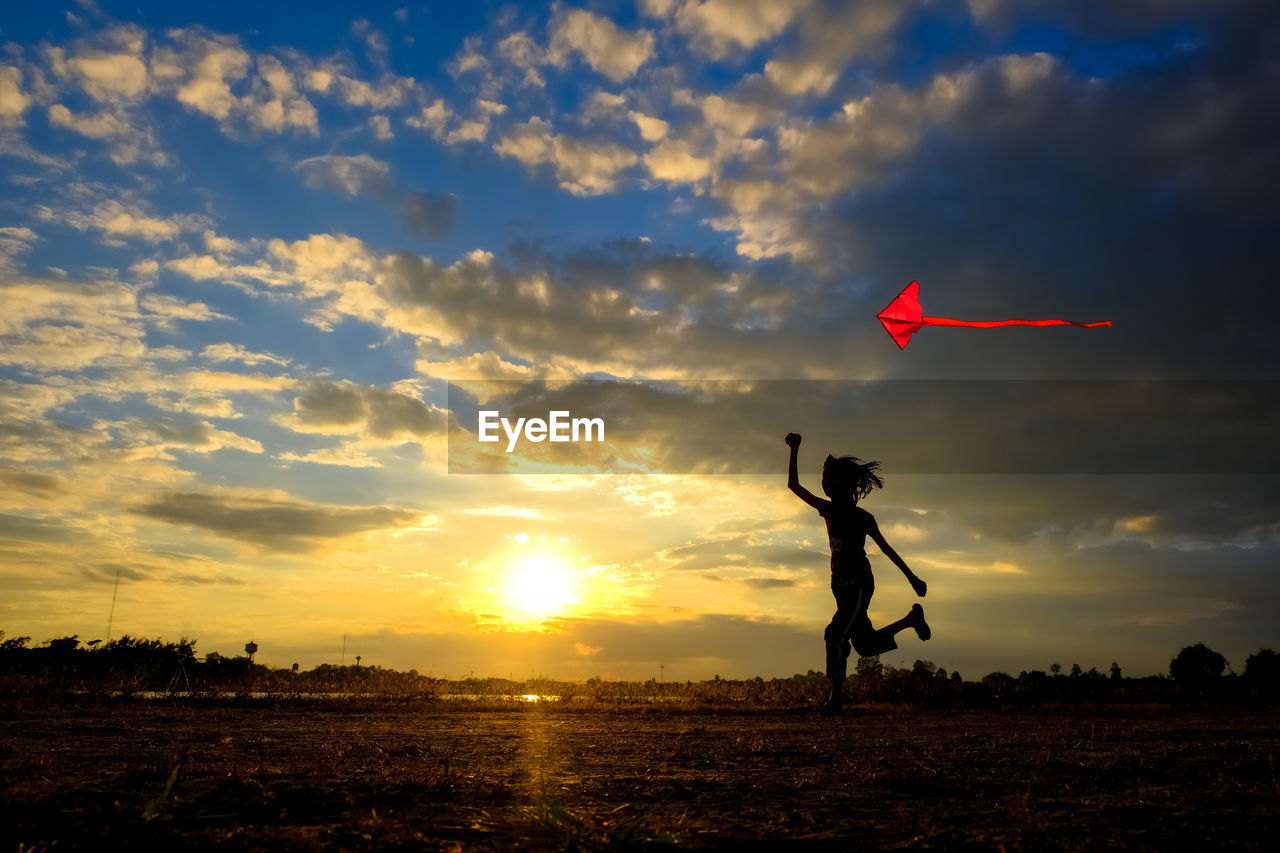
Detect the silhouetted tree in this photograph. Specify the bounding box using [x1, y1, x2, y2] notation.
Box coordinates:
[982, 672, 1015, 705]
[1170, 643, 1227, 697]
[0, 632, 31, 650]
[855, 655, 884, 680]
[1243, 649, 1280, 702]
[1109, 662, 1122, 681]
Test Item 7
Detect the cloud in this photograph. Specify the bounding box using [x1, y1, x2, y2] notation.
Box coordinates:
[644, 138, 711, 183]
[670, 0, 812, 59]
[0, 276, 150, 370]
[46, 104, 166, 166]
[332, 72, 415, 109]
[0, 468, 67, 502]
[406, 97, 506, 145]
[450, 34, 489, 77]
[132, 490, 428, 551]
[246, 55, 317, 133]
[496, 32, 546, 87]
[406, 98, 450, 136]
[0, 513, 77, 545]
[39, 199, 207, 244]
[200, 343, 290, 366]
[163, 30, 251, 120]
[763, 0, 909, 96]
[139, 292, 231, 329]
[369, 114, 393, 140]
[549, 9, 655, 83]
[296, 153, 390, 196]
[0, 66, 32, 125]
[278, 445, 383, 468]
[165, 231, 378, 313]
[493, 117, 639, 195]
[0, 226, 37, 271]
[67, 47, 149, 101]
[372, 239, 881, 380]
[295, 155, 457, 240]
[0, 379, 77, 421]
[415, 350, 540, 382]
[280, 379, 441, 442]
[268, 232, 374, 291]
[741, 577, 797, 589]
[116, 416, 264, 459]
[630, 111, 668, 142]
[399, 191, 457, 240]
[351, 18, 390, 68]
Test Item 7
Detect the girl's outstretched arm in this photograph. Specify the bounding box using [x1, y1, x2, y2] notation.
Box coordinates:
[868, 517, 927, 597]
[785, 433, 826, 511]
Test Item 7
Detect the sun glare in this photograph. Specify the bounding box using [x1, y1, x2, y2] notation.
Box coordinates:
[507, 556, 578, 617]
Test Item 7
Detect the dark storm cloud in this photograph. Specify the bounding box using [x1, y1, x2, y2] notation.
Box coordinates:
[785, 1, 1280, 378]
[132, 492, 423, 551]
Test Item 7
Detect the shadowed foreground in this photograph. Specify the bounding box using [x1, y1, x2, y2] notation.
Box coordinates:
[2, 700, 1277, 851]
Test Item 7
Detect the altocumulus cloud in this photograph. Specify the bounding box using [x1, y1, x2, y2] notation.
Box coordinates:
[133, 491, 430, 552]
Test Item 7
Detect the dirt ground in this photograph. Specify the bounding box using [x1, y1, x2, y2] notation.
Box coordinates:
[1, 699, 1277, 851]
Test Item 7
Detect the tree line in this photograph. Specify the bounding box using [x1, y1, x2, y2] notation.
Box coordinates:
[1, 630, 1276, 706]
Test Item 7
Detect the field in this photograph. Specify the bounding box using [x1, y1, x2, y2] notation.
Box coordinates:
[2, 699, 1278, 851]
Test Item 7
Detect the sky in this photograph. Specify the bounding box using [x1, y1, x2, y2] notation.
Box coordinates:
[1, 0, 1277, 681]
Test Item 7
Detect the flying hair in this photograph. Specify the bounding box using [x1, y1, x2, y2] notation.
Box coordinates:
[822, 454, 884, 501]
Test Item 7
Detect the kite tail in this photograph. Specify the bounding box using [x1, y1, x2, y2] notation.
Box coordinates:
[921, 317, 1112, 329]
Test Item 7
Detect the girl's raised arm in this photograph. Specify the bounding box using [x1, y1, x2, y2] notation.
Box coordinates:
[786, 433, 827, 511]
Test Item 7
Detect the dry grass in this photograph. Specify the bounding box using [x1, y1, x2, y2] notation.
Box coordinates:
[2, 699, 1278, 850]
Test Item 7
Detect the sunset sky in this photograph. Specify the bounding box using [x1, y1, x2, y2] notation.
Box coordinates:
[2, 0, 1277, 681]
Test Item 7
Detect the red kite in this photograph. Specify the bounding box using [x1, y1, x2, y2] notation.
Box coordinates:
[878, 281, 1111, 349]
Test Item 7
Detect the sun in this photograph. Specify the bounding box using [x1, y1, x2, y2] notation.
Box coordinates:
[507, 556, 578, 617]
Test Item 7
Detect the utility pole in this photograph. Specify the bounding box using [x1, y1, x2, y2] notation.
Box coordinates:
[106, 567, 120, 641]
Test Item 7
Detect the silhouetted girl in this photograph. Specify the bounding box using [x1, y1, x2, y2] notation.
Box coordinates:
[786, 432, 930, 715]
